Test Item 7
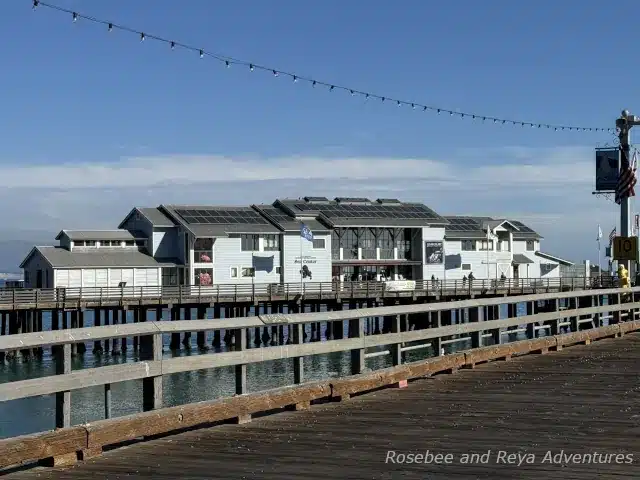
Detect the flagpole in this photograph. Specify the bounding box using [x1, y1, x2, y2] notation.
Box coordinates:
[300, 224, 303, 293]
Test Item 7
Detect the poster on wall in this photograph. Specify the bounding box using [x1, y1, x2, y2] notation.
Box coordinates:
[425, 242, 444, 264]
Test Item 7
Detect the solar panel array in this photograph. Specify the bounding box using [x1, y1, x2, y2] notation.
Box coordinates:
[293, 202, 440, 219]
[335, 197, 370, 203]
[304, 196, 329, 202]
[445, 218, 482, 231]
[258, 206, 295, 223]
[509, 220, 536, 233]
[175, 208, 270, 225]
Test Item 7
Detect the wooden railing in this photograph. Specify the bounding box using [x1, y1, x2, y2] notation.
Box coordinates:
[0, 276, 601, 306]
[0, 286, 638, 469]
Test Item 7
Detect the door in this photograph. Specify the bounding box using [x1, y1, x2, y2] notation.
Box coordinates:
[513, 264, 519, 284]
[36, 270, 43, 288]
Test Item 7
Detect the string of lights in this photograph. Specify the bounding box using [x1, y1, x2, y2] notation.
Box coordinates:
[30, 0, 613, 133]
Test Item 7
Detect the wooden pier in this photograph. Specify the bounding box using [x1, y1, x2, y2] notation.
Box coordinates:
[0, 277, 597, 362]
[0, 284, 637, 478]
[5, 333, 638, 479]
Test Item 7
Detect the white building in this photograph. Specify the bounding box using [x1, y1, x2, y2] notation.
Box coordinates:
[18, 197, 573, 294]
[441, 216, 573, 282]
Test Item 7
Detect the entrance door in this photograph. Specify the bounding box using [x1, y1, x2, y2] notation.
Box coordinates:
[36, 269, 43, 288]
[512, 264, 519, 283]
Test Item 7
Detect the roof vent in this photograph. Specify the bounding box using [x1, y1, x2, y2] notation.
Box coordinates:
[376, 198, 401, 204]
[304, 196, 329, 203]
[334, 197, 370, 204]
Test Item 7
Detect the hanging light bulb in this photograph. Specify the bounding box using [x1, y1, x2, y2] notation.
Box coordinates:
[293, 75, 298, 82]
[199, 50, 204, 58]
[225, 61, 230, 68]
[108, 23, 113, 32]
[72, 12, 78, 22]
[350, 90, 355, 95]
[272, 70, 279, 77]
[249, 64, 254, 71]
[140, 32, 145, 42]
[32, 0, 39, 9]
[329, 85, 334, 91]
[397, 101, 401, 107]
[170, 41, 175, 50]
[312, 80, 316, 87]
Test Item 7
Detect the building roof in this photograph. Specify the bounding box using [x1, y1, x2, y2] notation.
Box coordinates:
[274, 197, 448, 228]
[20, 246, 181, 269]
[161, 205, 281, 236]
[443, 216, 541, 240]
[252, 204, 330, 233]
[55, 230, 147, 242]
[512, 253, 534, 264]
[117, 207, 177, 229]
[535, 251, 574, 266]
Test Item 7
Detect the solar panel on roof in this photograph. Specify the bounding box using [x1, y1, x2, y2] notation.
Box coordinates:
[175, 208, 269, 225]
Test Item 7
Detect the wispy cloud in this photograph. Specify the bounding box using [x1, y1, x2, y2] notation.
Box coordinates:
[0, 145, 619, 263]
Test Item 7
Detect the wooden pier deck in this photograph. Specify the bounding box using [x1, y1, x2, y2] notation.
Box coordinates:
[5, 333, 638, 479]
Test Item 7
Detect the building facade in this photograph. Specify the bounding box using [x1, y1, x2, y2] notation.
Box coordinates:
[19, 197, 572, 292]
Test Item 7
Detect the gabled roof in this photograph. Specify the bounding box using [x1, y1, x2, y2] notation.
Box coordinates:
[443, 216, 541, 240]
[252, 204, 330, 233]
[274, 197, 448, 228]
[55, 230, 147, 242]
[20, 246, 181, 269]
[535, 251, 574, 266]
[160, 204, 281, 237]
[118, 207, 177, 229]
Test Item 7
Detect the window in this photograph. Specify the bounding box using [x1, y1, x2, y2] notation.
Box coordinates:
[312, 238, 325, 249]
[479, 240, 493, 251]
[461, 240, 476, 251]
[241, 267, 255, 278]
[396, 229, 412, 260]
[360, 229, 375, 259]
[378, 229, 394, 259]
[263, 234, 280, 251]
[526, 240, 535, 251]
[230, 267, 238, 278]
[125, 240, 135, 247]
[462, 263, 472, 271]
[276, 266, 282, 275]
[342, 229, 358, 259]
[241, 234, 259, 251]
[135, 239, 146, 247]
[162, 267, 178, 286]
[194, 268, 213, 286]
[194, 238, 214, 263]
[331, 231, 341, 260]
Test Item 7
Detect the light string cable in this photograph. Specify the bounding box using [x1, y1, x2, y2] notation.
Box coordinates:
[31, 0, 612, 133]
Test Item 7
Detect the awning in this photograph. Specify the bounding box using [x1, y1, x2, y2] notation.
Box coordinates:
[512, 254, 533, 265]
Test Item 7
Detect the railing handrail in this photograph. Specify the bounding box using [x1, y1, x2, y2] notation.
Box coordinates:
[0, 285, 635, 352]
[0, 290, 636, 403]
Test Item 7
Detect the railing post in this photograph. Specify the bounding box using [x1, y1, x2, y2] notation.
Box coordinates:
[55, 343, 72, 428]
[432, 311, 442, 355]
[390, 314, 402, 366]
[525, 301, 535, 338]
[349, 316, 365, 375]
[235, 327, 247, 395]
[141, 331, 163, 411]
[470, 306, 482, 348]
[293, 322, 304, 383]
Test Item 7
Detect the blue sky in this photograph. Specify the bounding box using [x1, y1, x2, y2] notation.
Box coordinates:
[0, 0, 637, 264]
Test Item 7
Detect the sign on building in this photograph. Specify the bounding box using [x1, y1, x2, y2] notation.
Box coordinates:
[595, 148, 619, 192]
[424, 241, 443, 264]
[613, 236, 638, 261]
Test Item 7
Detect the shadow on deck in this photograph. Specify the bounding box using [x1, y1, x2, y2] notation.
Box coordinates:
[5, 334, 639, 479]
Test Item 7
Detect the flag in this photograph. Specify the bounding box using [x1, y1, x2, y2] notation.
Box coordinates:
[300, 223, 314, 242]
[609, 227, 616, 245]
[597, 224, 603, 241]
[615, 147, 637, 204]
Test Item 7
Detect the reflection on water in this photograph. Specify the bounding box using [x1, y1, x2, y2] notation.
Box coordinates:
[0, 299, 587, 439]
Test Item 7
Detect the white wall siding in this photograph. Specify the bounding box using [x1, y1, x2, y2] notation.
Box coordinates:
[207, 236, 282, 284]
[282, 233, 332, 284]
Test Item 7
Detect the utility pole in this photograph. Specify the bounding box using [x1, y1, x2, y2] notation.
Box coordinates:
[616, 110, 640, 274]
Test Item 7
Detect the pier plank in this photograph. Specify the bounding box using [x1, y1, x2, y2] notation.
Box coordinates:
[4, 334, 638, 479]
